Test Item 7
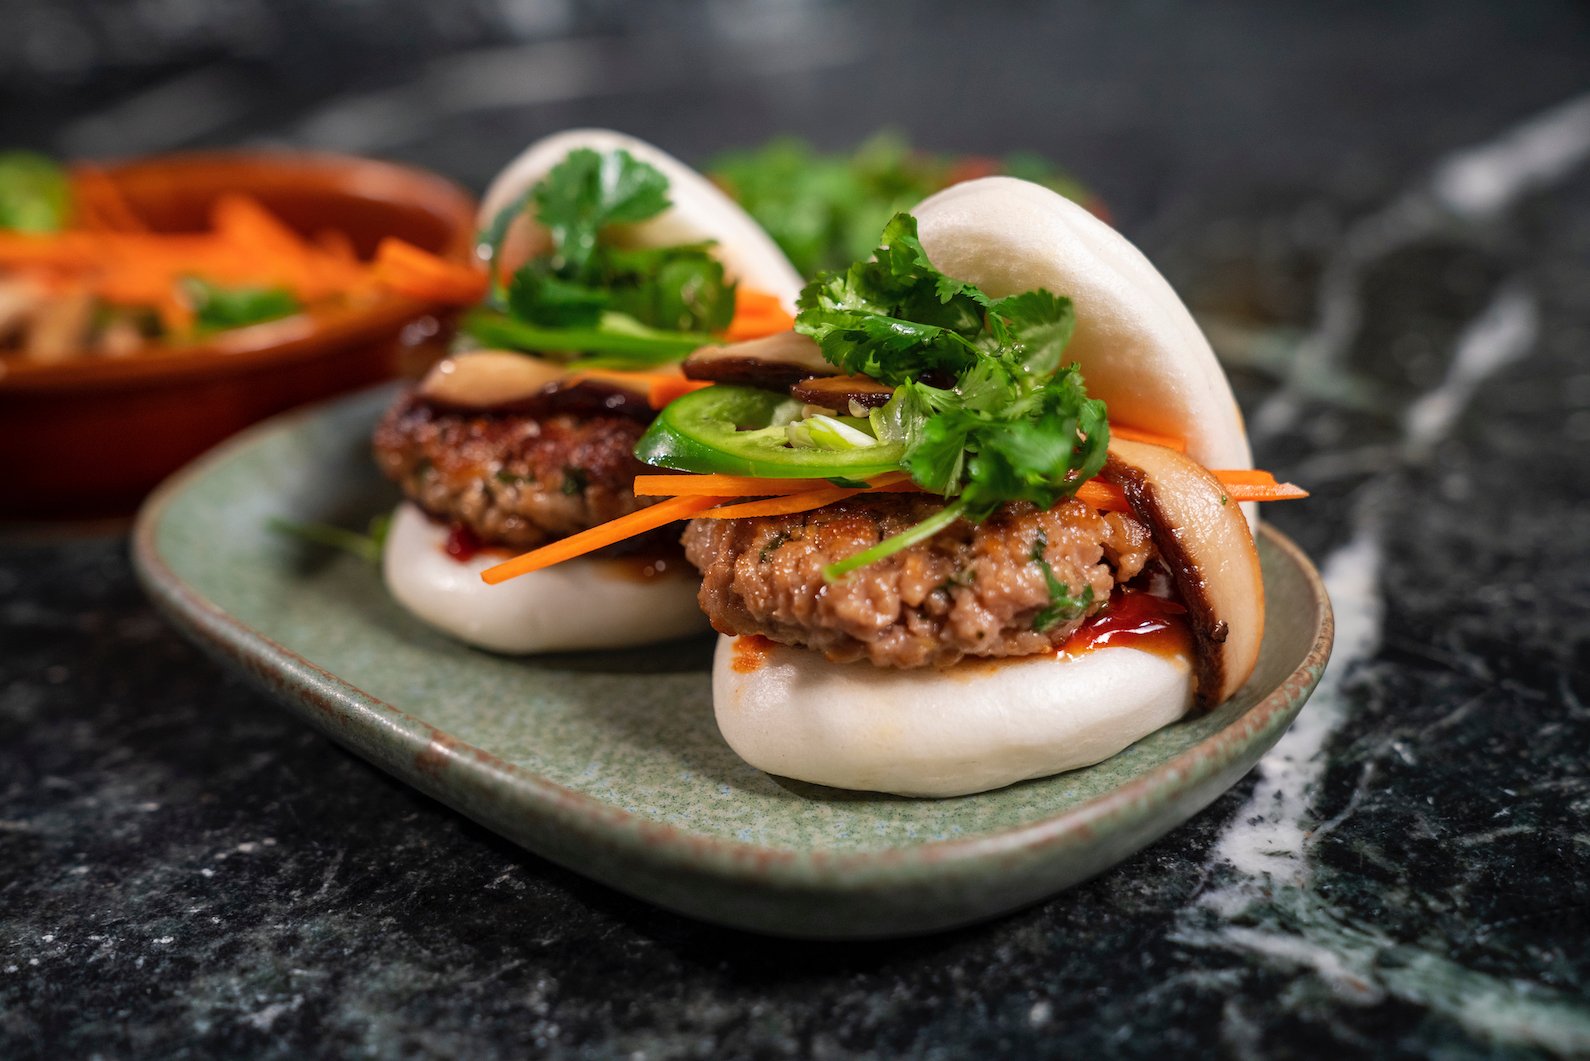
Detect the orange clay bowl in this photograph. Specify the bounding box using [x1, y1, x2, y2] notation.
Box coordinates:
[0, 152, 478, 520]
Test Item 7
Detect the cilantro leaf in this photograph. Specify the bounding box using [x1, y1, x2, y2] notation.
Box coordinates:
[711, 132, 1097, 275]
[506, 266, 610, 327]
[533, 148, 670, 277]
[794, 211, 1110, 582]
[796, 213, 989, 384]
[602, 243, 735, 333]
[0, 151, 70, 233]
[478, 147, 736, 362]
[183, 278, 300, 333]
[1031, 529, 1095, 631]
[987, 289, 1075, 377]
[269, 513, 390, 566]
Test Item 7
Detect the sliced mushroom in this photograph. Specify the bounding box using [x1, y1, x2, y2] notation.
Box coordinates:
[790, 374, 895, 412]
[417, 350, 652, 421]
[24, 288, 95, 363]
[98, 315, 146, 358]
[419, 350, 565, 407]
[0, 279, 43, 347]
[1101, 438, 1264, 707]
[681, 330, 837, 390]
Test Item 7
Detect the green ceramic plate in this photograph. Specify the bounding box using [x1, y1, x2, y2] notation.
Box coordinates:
[132, 385, 1333, 939]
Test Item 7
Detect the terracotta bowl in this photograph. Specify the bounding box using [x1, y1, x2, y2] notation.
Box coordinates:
[0, 152, 478, 519]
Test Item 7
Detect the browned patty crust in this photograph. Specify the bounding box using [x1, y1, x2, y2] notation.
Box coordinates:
[683, 494, 1155, 668]
[373, 391, 656, 550]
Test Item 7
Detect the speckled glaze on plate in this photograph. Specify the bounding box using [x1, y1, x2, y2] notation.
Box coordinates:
[132, 384, 1333, 939]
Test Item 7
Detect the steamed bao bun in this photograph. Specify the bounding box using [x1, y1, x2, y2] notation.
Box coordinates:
[478, 128, 805, 310]
[384, 130, 804, 654]
[912, 176, 1253, 492]
[384, 504, 705, 654]
[713, 177, 1255, 798]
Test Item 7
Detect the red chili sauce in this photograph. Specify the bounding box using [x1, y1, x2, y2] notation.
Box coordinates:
[443, 523, 486, 562]
[731, 634, 777, 674]
[1059, 588, 1193, 660]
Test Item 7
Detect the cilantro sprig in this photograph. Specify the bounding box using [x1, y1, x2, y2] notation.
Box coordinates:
[1031, 529, 1095, 631]
[710, 132, 1097, 275]
[467, 148, 735, 363]
[183, 277, 300, 333]
[793, 213, 1109, 580]
[268, 513, 390, 565]
[0, 151, 71, 233]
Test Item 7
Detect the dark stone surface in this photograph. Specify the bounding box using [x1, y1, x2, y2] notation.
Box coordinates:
[4, 2, 1590, 1057]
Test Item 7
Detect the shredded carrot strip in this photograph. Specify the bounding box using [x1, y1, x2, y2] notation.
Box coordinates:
[1109, 424, 1187, 451]
[372, 237, 487, 305]
[1078, 477, 1308, 509]
[692, 473, 916, 518]
[723, 287, 794, 341]
[697, 486, 861, 519]
[1075, 481, 1132, 512]
[315, 229, 358, 263]
[0, 233, 99, 266]
[561, 368, 712, 408]
[649, 375, 713, 408]
[480, 495, 725, 584]
[734, 289, 785, 314]
[0, 189, 478, 342]
[69, 167, 148, 232]
[70, 192, 115, 233]
[481, 468, 1306, 582]
[155, 288, 195, 334]
[1208, 469, 1277, 486]
[634, 471, 909, 497]
[634, 469, 1299, 504]
[211, 193, 326, 295]
[635, 474, 828, 496]
[1222, 482, 1309, 501]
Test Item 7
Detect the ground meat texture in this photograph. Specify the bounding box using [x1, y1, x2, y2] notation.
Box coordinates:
[683, 494, 1156, 668]
[372, 391, 656, 550]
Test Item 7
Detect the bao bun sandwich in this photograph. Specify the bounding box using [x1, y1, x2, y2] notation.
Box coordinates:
[372, 130, 802, 653]
[473, 176, 1307, 796]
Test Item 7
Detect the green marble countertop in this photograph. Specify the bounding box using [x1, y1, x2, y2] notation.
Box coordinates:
[3, 2, 1588, 1056]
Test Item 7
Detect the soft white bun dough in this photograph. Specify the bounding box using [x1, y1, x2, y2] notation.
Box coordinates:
[912, 177, 1252, 492]
[478, 128, 804, 310]
[714, 636, 1196, 797]
[383, 504, 706, 654]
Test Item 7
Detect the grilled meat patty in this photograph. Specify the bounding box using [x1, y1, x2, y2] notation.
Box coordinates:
[373, 391, 657, 551]
[683, 494, 1155, 668]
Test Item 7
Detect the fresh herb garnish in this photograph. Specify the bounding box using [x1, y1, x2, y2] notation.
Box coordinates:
[268, 514, 390, 565]
[184, 278, 300, 333]
[796, 213, 1109, 580]
[1030, 530, 1094, 631]
[758, 529, 792, 563]
[711, 132, 1096, 275]
[468, 148, 734, 362]
[532, 147, 671, 275]
[560, 466, 589, 496]
[0, 151, 71, 233]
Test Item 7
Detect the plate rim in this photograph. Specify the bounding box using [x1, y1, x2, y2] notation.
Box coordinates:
[131, 388, 1335, 893]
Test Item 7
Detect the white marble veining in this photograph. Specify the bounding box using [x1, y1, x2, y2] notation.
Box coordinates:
[1251, 87, 1590, 443]
[1432, 92, 1590, 221]
[1403, 286, 1539, 457]
[1177, 90, 1590, 1054]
